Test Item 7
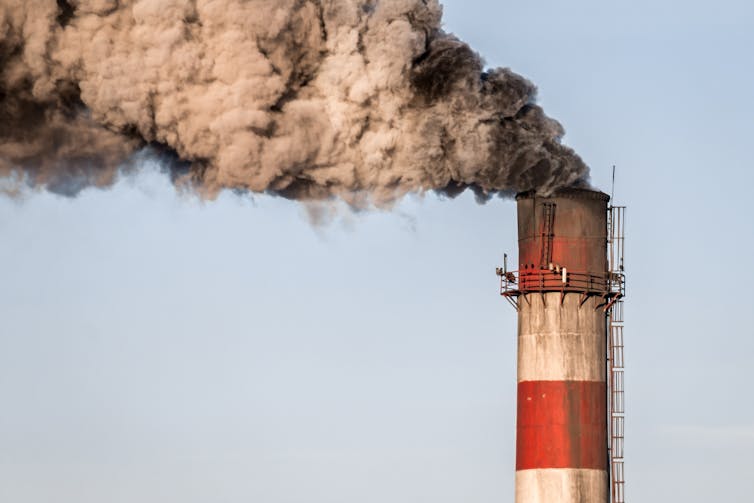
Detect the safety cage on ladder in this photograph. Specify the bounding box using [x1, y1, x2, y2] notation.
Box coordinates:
[607, 205, 626, 503]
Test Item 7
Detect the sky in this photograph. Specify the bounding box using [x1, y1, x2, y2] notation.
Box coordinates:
[2, 1, 754, 502]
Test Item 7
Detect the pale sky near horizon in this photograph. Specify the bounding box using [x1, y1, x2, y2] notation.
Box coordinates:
[2, 1, 754, 502]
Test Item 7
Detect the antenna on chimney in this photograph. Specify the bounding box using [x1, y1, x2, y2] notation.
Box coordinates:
[611, 165, 616, 203]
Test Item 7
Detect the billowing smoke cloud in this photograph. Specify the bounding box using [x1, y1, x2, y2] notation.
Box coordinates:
[0, 0, 588, 204]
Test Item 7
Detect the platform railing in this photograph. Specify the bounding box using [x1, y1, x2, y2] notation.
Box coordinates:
[495, 267, 624, 311]
[497, 268, 610, 296]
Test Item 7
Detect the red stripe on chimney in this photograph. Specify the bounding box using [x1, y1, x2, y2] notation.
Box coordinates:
[516, 380, 607, 471]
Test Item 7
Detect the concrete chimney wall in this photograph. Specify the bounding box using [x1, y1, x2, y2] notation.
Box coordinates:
[513, 189, 610, 503]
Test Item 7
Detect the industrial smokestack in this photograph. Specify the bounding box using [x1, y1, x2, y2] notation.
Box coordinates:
[0, 1, 588, 203]
[498, 188, 626, 503]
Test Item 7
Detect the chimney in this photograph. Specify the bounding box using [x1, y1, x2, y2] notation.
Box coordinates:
[497, 188, 626, 503]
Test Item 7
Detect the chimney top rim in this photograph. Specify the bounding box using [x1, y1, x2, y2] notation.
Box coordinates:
[515, 187, 610, 202]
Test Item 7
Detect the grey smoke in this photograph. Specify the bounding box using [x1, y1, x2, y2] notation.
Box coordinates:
[0, 0, 589, 205]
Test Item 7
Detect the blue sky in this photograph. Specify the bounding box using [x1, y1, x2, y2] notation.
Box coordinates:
[2, 1, 754, 501]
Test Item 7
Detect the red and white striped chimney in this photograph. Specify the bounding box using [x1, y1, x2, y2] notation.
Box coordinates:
[507, 189, 610, 503]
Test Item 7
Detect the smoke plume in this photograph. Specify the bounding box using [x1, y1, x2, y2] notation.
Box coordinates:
[0, 0, 589, 204]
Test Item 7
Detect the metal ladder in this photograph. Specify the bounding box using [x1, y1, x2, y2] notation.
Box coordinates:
[609, 301, 625, 503]
[607, 205, 626, 503]
[540, 202, 556, 266]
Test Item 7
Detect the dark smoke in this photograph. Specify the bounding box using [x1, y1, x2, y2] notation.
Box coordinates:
[0, 0, 589, 204]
